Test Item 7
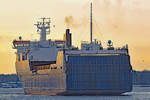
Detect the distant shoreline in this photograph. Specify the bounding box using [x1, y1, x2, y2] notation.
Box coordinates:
[134, 85, 150, 87]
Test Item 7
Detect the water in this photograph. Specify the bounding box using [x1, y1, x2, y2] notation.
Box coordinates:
[0, 86, 150, 100]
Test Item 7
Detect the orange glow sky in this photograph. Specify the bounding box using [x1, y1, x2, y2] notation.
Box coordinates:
[0, 0, 150, 74]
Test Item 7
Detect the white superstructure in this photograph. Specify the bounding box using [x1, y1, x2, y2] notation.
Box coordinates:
[13, 18, 66, 64]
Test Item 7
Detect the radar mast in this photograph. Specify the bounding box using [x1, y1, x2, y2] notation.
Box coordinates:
[35, 18, 51, 42]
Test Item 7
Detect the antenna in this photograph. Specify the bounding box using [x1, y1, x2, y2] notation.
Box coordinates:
[90, 2, 93, 43]
[34, 17, 51, 42]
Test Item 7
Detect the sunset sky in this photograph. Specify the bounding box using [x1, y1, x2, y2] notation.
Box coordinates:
[0, 0, 150, 74]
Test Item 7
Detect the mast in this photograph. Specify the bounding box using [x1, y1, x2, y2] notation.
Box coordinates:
[35, 18, 50, 42]
[90, 2, 93, 43]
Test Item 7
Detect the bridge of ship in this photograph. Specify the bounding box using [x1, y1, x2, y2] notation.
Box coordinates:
[13, 40, 66, 49]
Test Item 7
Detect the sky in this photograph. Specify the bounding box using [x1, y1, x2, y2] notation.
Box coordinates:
[0, 0, 150, 74]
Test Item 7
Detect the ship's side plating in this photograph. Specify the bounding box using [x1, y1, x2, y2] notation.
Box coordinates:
[65, 53, 132, 95]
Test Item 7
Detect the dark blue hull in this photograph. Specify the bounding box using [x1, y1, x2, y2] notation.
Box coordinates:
[66, 55, 132, 94]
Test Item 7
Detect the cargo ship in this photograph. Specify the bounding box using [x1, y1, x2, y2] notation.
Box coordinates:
[13, 3, 132, 95]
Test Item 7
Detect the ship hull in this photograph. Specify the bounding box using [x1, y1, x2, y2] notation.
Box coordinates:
[16, 54, 132, 95]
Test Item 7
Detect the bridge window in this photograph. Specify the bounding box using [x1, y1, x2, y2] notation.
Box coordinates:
[14, 43, 30, 47]
[23, 44, 30, 47]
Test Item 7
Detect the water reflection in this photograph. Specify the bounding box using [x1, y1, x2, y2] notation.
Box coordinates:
[0, 86, 150, 100]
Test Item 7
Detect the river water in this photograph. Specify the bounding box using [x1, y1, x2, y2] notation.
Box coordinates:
[0, 86, 150, 100]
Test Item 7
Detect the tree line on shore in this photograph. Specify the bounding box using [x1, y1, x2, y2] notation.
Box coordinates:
[0, 70, 150, 85]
